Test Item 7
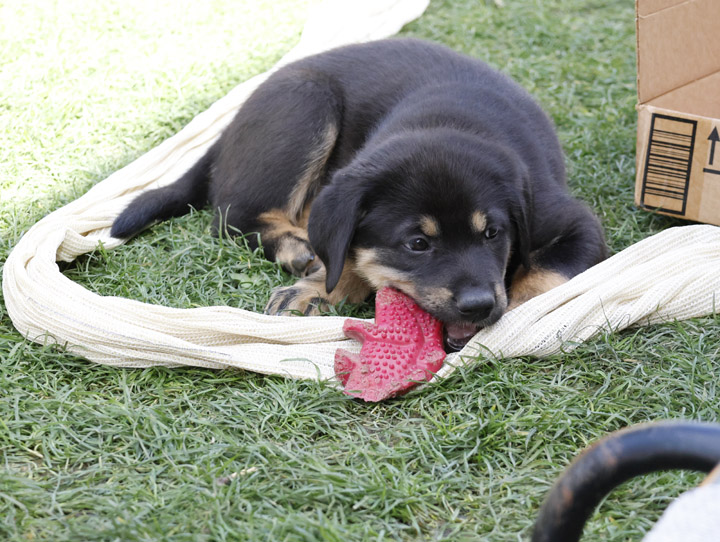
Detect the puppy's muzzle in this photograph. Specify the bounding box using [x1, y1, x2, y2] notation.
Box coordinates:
[454, 286, 496, 322]
[444, 285, 504, 351]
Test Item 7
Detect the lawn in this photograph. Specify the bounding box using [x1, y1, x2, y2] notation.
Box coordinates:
[1, 0, 719, 541]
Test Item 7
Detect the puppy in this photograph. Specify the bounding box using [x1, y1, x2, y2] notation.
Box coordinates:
[112, 38, 608, 351]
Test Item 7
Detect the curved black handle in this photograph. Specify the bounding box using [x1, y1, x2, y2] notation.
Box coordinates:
[532, 421, 720, 542]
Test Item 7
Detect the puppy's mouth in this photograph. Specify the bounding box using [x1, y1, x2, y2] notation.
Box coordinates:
[445, 322, 480, 351]
[442, 307, 505, 352]
[380, 282, 503, 352]
[444, 322, 481, 352]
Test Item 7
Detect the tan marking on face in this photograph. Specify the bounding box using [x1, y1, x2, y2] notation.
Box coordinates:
[413, 286, 453, 314]
[285, 123, 338, 222]
[354, 248, 418, 299]
[494, 282, 508, 312]
[471, 211, 488, 234]
[419, 215, 440, 237]
[423, 286, 452, 306]
[508, 268, 568, 310]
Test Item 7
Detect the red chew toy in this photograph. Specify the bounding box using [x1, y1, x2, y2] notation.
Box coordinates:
[335, 287, 446, 402]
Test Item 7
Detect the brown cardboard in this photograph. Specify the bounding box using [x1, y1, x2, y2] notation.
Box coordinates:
[635, 0, 720, 225]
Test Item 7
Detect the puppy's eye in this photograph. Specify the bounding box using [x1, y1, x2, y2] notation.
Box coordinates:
[407, 237, 430, 252]
[485, 226, 499, 239]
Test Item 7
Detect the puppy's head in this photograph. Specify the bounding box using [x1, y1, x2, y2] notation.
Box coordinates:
[309, 129, 532, 350]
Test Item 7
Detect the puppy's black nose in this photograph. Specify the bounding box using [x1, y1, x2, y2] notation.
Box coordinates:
[455, 288, 495, 321]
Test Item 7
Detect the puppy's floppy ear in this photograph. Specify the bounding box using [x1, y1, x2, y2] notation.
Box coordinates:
[308, 168, 370, 293]
[510, 166, 533, 269]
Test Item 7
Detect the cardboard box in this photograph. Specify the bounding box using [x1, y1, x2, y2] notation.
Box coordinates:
[635, 0, 720, 225]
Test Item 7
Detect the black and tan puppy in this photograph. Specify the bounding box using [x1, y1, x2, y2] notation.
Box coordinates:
[112, 38, 607, 350]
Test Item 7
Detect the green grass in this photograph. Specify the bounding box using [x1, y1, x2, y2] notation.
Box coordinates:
[1, 0, 718, 540]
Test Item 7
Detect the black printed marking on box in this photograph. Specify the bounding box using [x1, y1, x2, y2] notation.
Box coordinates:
[641, 114, 697, 215]
[703, 127, 720, 176]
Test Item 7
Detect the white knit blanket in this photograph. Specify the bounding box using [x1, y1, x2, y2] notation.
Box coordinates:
[3, 0, 719, 386]
[643, 484, 720, 542]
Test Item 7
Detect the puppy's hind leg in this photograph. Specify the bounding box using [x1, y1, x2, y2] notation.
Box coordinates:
[209, 66, 344, 280]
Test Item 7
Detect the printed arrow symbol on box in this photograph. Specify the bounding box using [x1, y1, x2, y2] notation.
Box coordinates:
[709, 127, 719, 166]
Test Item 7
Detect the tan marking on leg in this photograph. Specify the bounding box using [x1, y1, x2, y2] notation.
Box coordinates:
[329, 264, 373, 305]
[258, 208, 308, 240]
[296, 202, 312, 230]
[508, 268, 567, 309]
[258, 208, 318, 276]
[285, 123, 338, 223]
[265, 264, 371, 316]
[419, 215, 440, 237]
[354, 248, 419, 299]
[471, 211, 487, 234]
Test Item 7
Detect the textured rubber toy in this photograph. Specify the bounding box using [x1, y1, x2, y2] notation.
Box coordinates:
[335, 287, 446, 401]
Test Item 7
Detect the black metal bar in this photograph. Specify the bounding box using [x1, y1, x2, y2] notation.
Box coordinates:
[532, 421, 720, 542]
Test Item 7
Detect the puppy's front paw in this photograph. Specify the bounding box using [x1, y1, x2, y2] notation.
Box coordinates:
[265, 284, 328, 316]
